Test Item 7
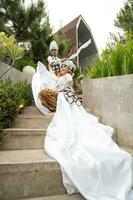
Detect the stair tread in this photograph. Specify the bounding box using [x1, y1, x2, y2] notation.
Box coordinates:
[2, 128, 46, 137]
[0, 145, 132, 166]
[3, 128, 46, 131]
[19, 194, 85, 200]
[16, 114, 54, 119]
[0, 149, 54, 164]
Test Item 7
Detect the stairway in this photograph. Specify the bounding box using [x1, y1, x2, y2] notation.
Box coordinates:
[0, 105, 132, 200]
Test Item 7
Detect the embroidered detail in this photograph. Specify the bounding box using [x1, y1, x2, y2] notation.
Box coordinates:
[63, 87, 82, 106]
[52, 63, 60, 73]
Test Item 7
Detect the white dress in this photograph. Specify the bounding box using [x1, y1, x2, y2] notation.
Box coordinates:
[32, 61, 73, 114]
[32, 62, 133, 200]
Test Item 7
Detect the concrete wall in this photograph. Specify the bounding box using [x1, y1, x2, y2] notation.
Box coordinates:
[82, 74, 133, 148]
[0, 61, 32, 83]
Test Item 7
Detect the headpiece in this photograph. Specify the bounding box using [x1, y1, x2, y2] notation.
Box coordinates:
[61, 60, 76, 72]
[49, 40, 58, 51]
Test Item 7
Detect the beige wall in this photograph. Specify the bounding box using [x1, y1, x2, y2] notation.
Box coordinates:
[82, 74, 133, 148]
[0, 62, 32, 83]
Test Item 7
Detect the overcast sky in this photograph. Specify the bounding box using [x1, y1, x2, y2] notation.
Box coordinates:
[26, 0, 126, 53]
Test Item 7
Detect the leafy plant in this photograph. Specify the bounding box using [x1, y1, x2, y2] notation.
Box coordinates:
[0, 32, 25, 66]
[6, 36, 25, 66]
[0, 79, 18, 129]
[114, 0, 133, 34]
[0, 79, 33, 144]
[85, 35, 133, 79]
[14, 81, 33, 106]
[73, 67, 84, 94]
[0, 33, 7, 59]
[14, 58, 36, 71]
[54, 33, 71, 58]
[0, 0, 52, 62]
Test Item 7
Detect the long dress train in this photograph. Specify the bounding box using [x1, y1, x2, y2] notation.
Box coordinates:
[32, 62, 133, 200]
[44, 92, 133, 200]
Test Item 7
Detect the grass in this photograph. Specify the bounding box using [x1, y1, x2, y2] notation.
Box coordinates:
[85, 34, 133, 79]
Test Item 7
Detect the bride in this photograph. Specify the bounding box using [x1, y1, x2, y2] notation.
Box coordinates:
[32, 61, 133, 200]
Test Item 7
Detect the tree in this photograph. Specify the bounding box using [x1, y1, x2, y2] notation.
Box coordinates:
[0, 0, 52, 62]
[54, 33, 71, 58]
[114, 0, 133, 34]
[30, 21, 52, 62]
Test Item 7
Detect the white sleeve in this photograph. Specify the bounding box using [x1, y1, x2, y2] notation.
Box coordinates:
[65, 74, 73, 84]
[47, 56, 54, 64]
[56, 74, 73, 91]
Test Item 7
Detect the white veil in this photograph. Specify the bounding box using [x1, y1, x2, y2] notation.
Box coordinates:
[32, 61, 58, 114]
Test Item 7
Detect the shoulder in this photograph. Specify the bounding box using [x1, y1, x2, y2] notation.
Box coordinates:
[56, 56, 60, 60]
[47, 56, 54, 62]
[65, 73, 73, 82]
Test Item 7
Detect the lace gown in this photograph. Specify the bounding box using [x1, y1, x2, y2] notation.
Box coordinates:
[32, 62, 133, 200]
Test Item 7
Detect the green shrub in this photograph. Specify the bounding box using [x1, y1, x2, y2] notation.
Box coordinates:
[0, 32, 25, 66]
[85, 34, 133, 79]
[0, 79, 33, 143]
[73, 67, 84, 94]
[54, 34, 71, 58]
[14, 81, 33, 106]
[0, 79, 18, 129]
[14, 58, 36, 71]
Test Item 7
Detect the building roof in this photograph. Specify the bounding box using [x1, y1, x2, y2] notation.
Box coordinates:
[53, 15, 98, 64]
[58, 15, 80, 34]
[54, 15, 81, 49]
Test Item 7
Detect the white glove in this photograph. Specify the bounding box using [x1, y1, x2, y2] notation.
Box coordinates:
[54, 60, 61, 65]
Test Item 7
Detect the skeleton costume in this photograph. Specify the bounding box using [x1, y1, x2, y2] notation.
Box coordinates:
[47, 40, 61, 76]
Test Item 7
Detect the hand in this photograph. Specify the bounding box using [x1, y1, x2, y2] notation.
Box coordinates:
[54, 60, 61, 65]
[53, 88, 60, 93]
[61, 57, 66, 62]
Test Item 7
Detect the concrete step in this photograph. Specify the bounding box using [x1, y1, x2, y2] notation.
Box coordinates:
[1, 124, 117, 151]
[1, 128, 46, 150]
[11, 112, 101, 129]
[2, 118, 113, 151]
[1, 129, 116, 151]
[19, 194, 85, 200]
[0, 147, 132, 200]
[23, 106, 90, 115]
[11, 114, 54, 128]
[22, 105, 92, 116]
[22, 106, 43, 115]
[0, 149, 65, 200]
